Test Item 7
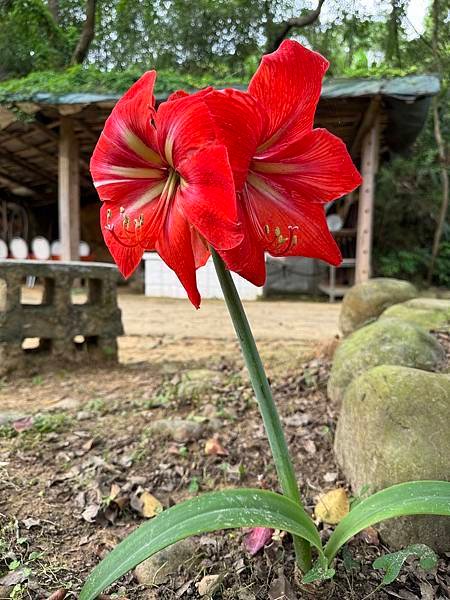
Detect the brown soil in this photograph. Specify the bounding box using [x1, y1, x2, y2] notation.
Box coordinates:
[0, 312, 449, 599]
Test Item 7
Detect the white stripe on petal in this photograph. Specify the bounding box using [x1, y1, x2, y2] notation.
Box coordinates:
[109, 166, 164, 179]
[123, 129, 163, 165]
[129, 181, 166, 211]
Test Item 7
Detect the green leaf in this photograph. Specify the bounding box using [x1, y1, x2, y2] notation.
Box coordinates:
[80, 488, 322, 600]
[302, 555, 335, 584]
[373, 544, 438, 585]
[325, 481, 450, 562]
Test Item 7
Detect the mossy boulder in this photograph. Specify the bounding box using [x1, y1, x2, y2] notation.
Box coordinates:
[380, 298, 450, 331]
[339, 278, 417, 336]
[334, 365, 450, 552]
[328, 318, 446, 406]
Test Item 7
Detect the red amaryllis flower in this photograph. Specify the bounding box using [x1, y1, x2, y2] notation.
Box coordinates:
[90, 71, 242, 308]
[203, 40, 362, 285]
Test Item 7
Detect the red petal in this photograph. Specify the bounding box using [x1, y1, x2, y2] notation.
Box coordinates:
[91, 71, 165, 206]
[167, 87, 213, 102]
[248, 40, 328, 151]
[177, 145, 242, 251]
[190, 230, 210, 268]
[155, 95, 216, 167]
[244, 527, 274, 555]
[100, 203, 145, 278]
[155, 201, 201, 308]
[167, 90, 189, 102]
[204, 89, 265, 191]
[220, 198, 267, 287]
[236, 176, 341, 266]
[100, 178, 169, 278]
[253, 129, 362, 203]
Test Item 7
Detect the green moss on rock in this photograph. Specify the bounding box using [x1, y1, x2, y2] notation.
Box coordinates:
[339, 278, 417, 336]
[380, 298, 450, 331]
[328, 318, 446, 405]
[334, 365, 450, 552]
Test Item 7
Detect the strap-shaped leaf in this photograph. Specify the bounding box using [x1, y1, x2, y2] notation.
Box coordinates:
[80, 488, 322, 600]
[325, 480, 450, 562]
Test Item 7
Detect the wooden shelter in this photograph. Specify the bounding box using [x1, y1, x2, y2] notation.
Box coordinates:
[0, 74, 440, 288]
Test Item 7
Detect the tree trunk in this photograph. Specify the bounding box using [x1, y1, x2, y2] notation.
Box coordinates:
[427, 98, 449, 284]
[265, 0, 326, 53]
[427, 0, 448, 284]
[47, 0, 59, 24]
[70, 0, 97, 65]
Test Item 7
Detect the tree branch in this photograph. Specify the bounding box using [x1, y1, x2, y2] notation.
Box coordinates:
[70, 0, 97, 65]
[266, 0, 326, 53]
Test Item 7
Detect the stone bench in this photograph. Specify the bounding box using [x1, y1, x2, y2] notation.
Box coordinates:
[0, 260, 123, 375]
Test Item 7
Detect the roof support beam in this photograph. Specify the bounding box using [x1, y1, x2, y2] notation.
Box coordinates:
[355, 114, 380, 283]
[0, 171, 35, 196]
[30, 116, 91, 172]
[58, 117, 80, 261]
[351, 96, 381, 159]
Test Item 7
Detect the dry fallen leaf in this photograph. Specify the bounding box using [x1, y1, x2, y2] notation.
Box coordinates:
[81, 503, 100, 523]
[360, 526, 380, 545]
[13, 416, 34, 432]
[268, 573, 296, 600]
[314, 488, 349, 524]
[205, 436, 228, 456]
[22, 517, 40, 529]
[0, 569, 28, 586]
[109, 483, 121, 500]
[140, 491, 163, 518]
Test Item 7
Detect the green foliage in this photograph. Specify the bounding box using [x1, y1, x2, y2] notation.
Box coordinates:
[0, 0, 70, 78]
[0, 64, 244, 103]
[377, 244, 450, 288]
[374, 97, 450, 287]
[79, 480, 450, 597]
[373, 544, 438, 585]
[79, 488, 323, 600]
[32, 413, 72, 433]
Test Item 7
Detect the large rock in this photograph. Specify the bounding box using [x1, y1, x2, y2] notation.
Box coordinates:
[334, 365, 450, 552]
[134, 539, 198, 585]
[380, 298, 450, 331]
[339, 278, 417, 336]
[328, 318, 446, 405]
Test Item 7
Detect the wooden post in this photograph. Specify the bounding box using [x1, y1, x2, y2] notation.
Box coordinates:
[58, 116, 80, 261]
[355, 115, 380, 283]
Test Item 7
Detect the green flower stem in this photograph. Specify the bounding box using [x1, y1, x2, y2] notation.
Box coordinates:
[211, 248, 311, 572]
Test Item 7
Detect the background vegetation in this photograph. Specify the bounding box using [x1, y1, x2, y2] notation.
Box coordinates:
[0, 0, 448, 286]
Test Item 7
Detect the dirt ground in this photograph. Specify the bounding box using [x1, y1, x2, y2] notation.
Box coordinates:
[0, 294, 449, 600]
[6, 292, 340, 414]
